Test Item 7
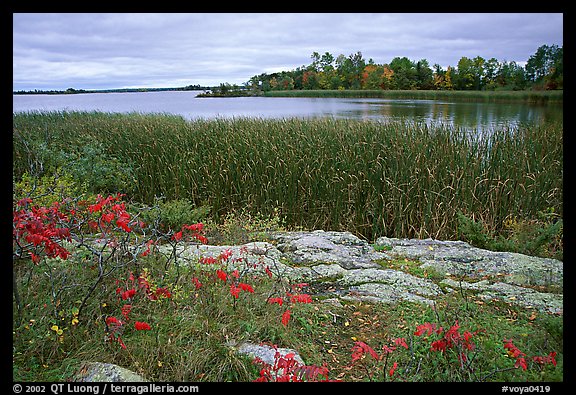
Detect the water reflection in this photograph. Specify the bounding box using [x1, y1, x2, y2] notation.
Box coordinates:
[13, 91, 562, 132]
[336, 99, 562, 131]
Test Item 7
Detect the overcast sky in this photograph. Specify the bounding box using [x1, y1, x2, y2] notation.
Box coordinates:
[12, 13, 563, 91]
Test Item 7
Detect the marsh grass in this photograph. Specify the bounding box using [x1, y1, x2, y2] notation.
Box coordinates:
[13, 111, 563, 244]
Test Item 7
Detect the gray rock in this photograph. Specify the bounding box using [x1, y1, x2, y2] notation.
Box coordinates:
[342, 282, 437, 306]
[375, 237, 563, 288]
[441, 278, 563, 314]
[270, 230, 387, 269]
[73, 362, 147, 382]
[159, 231, 562, 315]
[236, 342, 305, 366]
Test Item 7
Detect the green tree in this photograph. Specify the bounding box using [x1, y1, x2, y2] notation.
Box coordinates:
[496, 61, 527, 90]
[508, 61, 528, 90]
[302, 69, 320, 90]
[455, 57, 470, 89]
[310, 52, 321, 72]
[389, 57, 417, 90]
[415, 59, 434, 90]
[483, 58, 500, 90]
[454, 56, 486, 90]
[525, 45, 550, 82]
[544, 46, 563, 89]
[319, 52, 335, 73]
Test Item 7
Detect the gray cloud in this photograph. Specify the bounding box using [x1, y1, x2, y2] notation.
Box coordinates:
[13, 13, 563, 91]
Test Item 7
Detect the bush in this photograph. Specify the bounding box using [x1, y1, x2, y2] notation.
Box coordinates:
[63, 143, 137, 196]
[457, 211, 563, 260]
[13, 168, 89, 208]
[137, 197, 211, 232]
[205, 208, 288, 245]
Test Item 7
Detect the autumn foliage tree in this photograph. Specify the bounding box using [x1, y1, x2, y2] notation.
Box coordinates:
[249, 45, 562, 92]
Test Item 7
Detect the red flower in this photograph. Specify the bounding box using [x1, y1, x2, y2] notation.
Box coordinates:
[200, 256, 217, 265]
[155, 287, 172, 299]
[351, 341, 379, 362]
[218, 249, 233, 262]
[121, 288, 136, 300]
[172, 231, 183, 241]
[30, 252, 41, 264]
[268, 297, 283, 306]
[121, 304, 132, 321]
[382, 344, 396, 354]
[183, 223, 204, 232]
[106, 316, 121, 326]
[515, 357, 528, 371]
[533, 352, 557, 367]
[290, 294, 312, 304]
[141, 240, 154, 257]
[101, 212, 115, 223]
[281, 309, 291, 327]
[503, 339, 525, 359]
[503, 339, 528, 370]
[194, 234, 208, 244]
[239, 283, 254, 293]
[389, 361, 398, 377]
[265, 266, 273, 279]
[414, 322, 440, 337]
[116, 212, 132, 232]
[230, 284, 241, 299]
[89, 202, 103, 213]
[216, 269, 227, 282]
[394, 337, 408, 349]
[134, 321, 151, 331]
[192, 277, 202, 289]
[431, 339, 448, 352]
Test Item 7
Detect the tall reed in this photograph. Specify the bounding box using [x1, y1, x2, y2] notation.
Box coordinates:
[13, 111, 563, 241]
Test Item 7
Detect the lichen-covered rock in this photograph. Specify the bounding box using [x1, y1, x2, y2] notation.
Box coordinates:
[155, 231, 562, 315]
[236, 342, 304, 366]
[441, 278, 563, 314]
[73, 362, 147, 382]
[270, 230, 387, 269]
[375, 237, 563, 288]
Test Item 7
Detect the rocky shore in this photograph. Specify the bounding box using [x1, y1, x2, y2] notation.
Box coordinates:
[74, 230, 563, 381]
[161, 230, 563, 315]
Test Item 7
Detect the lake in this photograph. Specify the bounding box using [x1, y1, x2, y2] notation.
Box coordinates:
[13, 90, 563, 131]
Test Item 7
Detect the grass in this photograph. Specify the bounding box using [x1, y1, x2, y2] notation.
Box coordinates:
[12, 110, 563, 381]
[263, 89, 563, 103]
[12, 239, 563, 382]
[13, 112, 563, 248]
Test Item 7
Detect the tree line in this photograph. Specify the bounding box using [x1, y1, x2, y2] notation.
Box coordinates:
[247, 44, 562, 92]
[13, 84, 210, 95]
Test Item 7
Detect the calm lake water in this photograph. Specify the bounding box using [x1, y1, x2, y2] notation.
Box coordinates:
[13, 90, 563, 131]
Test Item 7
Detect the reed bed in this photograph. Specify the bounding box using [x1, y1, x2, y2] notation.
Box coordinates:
[264, 89, 564, 103]
[13, 111, 563, 241]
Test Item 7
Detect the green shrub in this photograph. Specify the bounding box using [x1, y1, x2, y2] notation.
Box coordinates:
[13, 168, 89, 208]
[457, 211, 563, 260]
[137, 197, 211, 232]
[63, 143, 137, 196]
[205, 208, 288, 245]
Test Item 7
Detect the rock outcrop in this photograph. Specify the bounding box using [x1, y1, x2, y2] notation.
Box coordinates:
[76, 231, 562, 381]
[73, 362, 148, 382]
[157, 230, 563, 315]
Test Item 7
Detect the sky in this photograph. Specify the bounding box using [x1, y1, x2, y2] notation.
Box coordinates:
[12, 13, 564, 91]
